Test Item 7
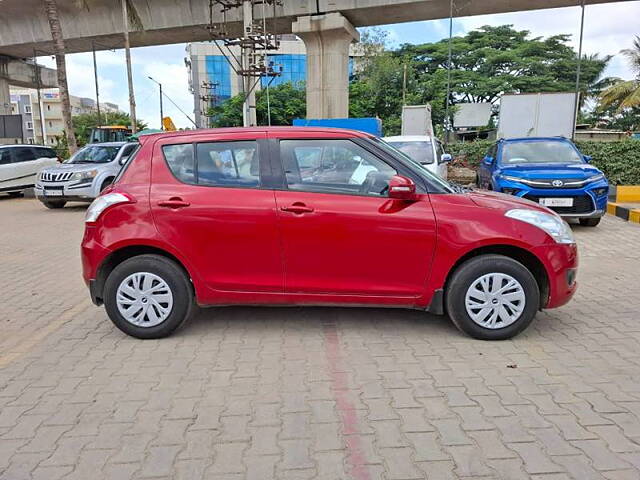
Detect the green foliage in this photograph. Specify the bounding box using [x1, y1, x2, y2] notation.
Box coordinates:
[208, 82, 306, 127]
[446, 139, 640, 185]
[72, 112, 147, 147]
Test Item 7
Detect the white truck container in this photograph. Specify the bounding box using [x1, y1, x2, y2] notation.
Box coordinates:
[497, 92, 577, 139]
[401, 105, 434, 137]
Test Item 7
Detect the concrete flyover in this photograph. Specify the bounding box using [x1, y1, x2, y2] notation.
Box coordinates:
[0, 0, 627, 118]
[0, 57, 57, 115]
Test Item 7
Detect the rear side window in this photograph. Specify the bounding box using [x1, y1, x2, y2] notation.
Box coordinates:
[163, 144, 195, 183]
[162, 141, 260, 188]
[35, 148, 57, 158]
[0, 149, 11, 165]
[196, 141, 259, 187]
[13, 147, 36, 163]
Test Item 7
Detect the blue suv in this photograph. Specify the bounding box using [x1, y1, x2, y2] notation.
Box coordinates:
[477, 137, 609, 227]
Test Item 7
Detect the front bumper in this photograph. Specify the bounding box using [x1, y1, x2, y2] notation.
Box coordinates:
[35, 181, 97, 202]
[495, 179, 608, 219]
[531, 242, 579, 309]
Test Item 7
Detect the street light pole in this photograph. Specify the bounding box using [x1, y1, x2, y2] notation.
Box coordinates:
[148, 76, 164, 130]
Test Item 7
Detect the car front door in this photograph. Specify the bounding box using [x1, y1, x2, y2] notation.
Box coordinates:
[272, 135, 437, 300]
[479, 144, 497, 188]
[150, 133, 283, 299]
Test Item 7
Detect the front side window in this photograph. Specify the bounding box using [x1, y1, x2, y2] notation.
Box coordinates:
[0, 149, 11, 165]
[501, 141, 583, 165]
[162, 141, 260, 188]
[281, 139, 396, 196]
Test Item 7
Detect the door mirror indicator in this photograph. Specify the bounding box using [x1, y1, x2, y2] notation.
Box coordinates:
[440, 153, 453, 164]
[388, 175, 418, 200]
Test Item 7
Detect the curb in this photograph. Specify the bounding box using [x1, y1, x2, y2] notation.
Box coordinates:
[607, 185, 640, 224]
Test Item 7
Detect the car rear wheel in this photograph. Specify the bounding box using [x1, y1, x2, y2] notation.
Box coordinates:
[445, 254, 539, 340]
[42, 200, 66, 209]
[103, 254, 195, 339]
[579, 217, 601, 227]
[7, 191, 24, 198]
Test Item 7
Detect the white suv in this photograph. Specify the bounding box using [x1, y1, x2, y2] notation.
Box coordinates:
[35, 142, 138, 209]
[0, 145, 60, 196]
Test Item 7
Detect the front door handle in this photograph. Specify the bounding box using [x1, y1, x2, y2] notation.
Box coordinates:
[158, 198, 190, 209]
[280, 202, 314, 214]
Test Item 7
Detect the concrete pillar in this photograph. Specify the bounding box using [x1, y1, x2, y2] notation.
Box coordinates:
[293, 13, 359, 119]
[0, 77, 10, 115]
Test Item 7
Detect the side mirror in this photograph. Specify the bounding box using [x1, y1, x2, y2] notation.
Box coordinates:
[483, 156, 494, 166]
[583, 155, 592, 163]
[440, 153, 453, 164]
[388, 175, 417, 201]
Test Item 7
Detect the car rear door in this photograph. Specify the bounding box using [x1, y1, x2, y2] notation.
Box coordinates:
[271, 133, 437, 300]
[150, 132, 284, 300]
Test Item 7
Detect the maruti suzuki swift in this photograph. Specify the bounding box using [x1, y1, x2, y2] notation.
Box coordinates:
[81, 127, 578, 340]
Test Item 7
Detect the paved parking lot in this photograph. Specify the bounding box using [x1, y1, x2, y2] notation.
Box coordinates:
[1, 195, 640, 480]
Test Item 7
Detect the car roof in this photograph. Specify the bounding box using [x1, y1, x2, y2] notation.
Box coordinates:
[136, 126, 374, 143]
[0, 144, 54, 149]
[383, 135, 434, 142]
[501, 136, 572, 143]
[83, 141, 130, 147]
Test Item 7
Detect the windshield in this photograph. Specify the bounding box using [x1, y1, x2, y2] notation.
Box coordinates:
[387, 141, 435, 164]
[65, 145, 121, 164]
[501, 141, 583, 165]
[372, 138, 454, 193]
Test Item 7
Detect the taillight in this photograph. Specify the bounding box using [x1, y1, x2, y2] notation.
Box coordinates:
[85, 193, 132, 223]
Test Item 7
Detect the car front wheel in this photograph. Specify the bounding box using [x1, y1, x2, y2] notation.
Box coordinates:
[103, 254, 195, 339]
[42, 200, 66, 209]
[445, 254, 540, 340]
[579, 217, 601, 227]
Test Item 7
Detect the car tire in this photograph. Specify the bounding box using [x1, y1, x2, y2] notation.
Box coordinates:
[7, 191, 24, 198]
[42, 200, 66, 209]
[579, 217, 601, 227]
[103, 254, 195, 339]
[445, 254, 540, 340]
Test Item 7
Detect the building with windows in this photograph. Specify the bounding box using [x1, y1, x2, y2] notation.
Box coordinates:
[186, 36, 360, 128]
[9, 88, 122, 145]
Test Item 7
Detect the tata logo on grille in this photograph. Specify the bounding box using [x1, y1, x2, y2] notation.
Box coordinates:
[552, 180, 564, 187]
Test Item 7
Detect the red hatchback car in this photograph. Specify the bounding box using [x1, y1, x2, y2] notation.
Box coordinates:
[81, 127, 578, 340]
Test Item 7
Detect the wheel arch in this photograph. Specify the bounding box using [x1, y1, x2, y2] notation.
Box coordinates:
[443, 244, 550, 311]
[93, 245, 196, 306]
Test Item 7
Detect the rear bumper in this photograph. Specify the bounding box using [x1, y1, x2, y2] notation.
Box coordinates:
[81, 226, 112, 304]
[531, 242, 579, 309]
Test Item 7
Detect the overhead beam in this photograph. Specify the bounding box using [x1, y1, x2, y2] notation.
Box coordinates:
[0, 0, 624, 58]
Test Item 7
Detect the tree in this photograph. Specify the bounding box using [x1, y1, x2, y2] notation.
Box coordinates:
[600, 36, 640, 112]
[43, 0, 78, 154]
[208, 82, 306, 127]
[73, 111, 147, 146]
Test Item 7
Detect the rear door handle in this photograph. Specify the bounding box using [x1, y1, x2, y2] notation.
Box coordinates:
[157, 198, 190, 209]
[280, 203, 314, 214]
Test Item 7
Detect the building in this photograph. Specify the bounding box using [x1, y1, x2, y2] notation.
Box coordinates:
[9, 88, 122, 145]
[186, 36, 361, 128]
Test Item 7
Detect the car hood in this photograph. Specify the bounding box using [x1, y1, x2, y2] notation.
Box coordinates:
[40, 163, 108, 174]
[466, 189, 548, 213]
[498, 163, 602, 180]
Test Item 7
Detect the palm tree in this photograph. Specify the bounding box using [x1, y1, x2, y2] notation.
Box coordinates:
[42, 1, 143, 154]
[43, 0, 78, 154]
[600, 36, 640, 112]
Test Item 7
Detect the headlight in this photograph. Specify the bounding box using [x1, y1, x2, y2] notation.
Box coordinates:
[586, 174, 605, 183]
[501, 175, 524, 183]
[73, 169, 98, 181]
[505, 209, 575, 244]
[85, 192, 131, 223]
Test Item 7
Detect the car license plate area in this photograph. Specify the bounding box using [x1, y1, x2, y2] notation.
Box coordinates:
[44, 189, 63, 197]
[539, 197, 573, 207]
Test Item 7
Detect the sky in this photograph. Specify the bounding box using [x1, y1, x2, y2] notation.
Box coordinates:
[38, 1, 640, 129]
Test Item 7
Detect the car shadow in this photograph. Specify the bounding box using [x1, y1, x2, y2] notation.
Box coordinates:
[177, 305, 462, 339]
